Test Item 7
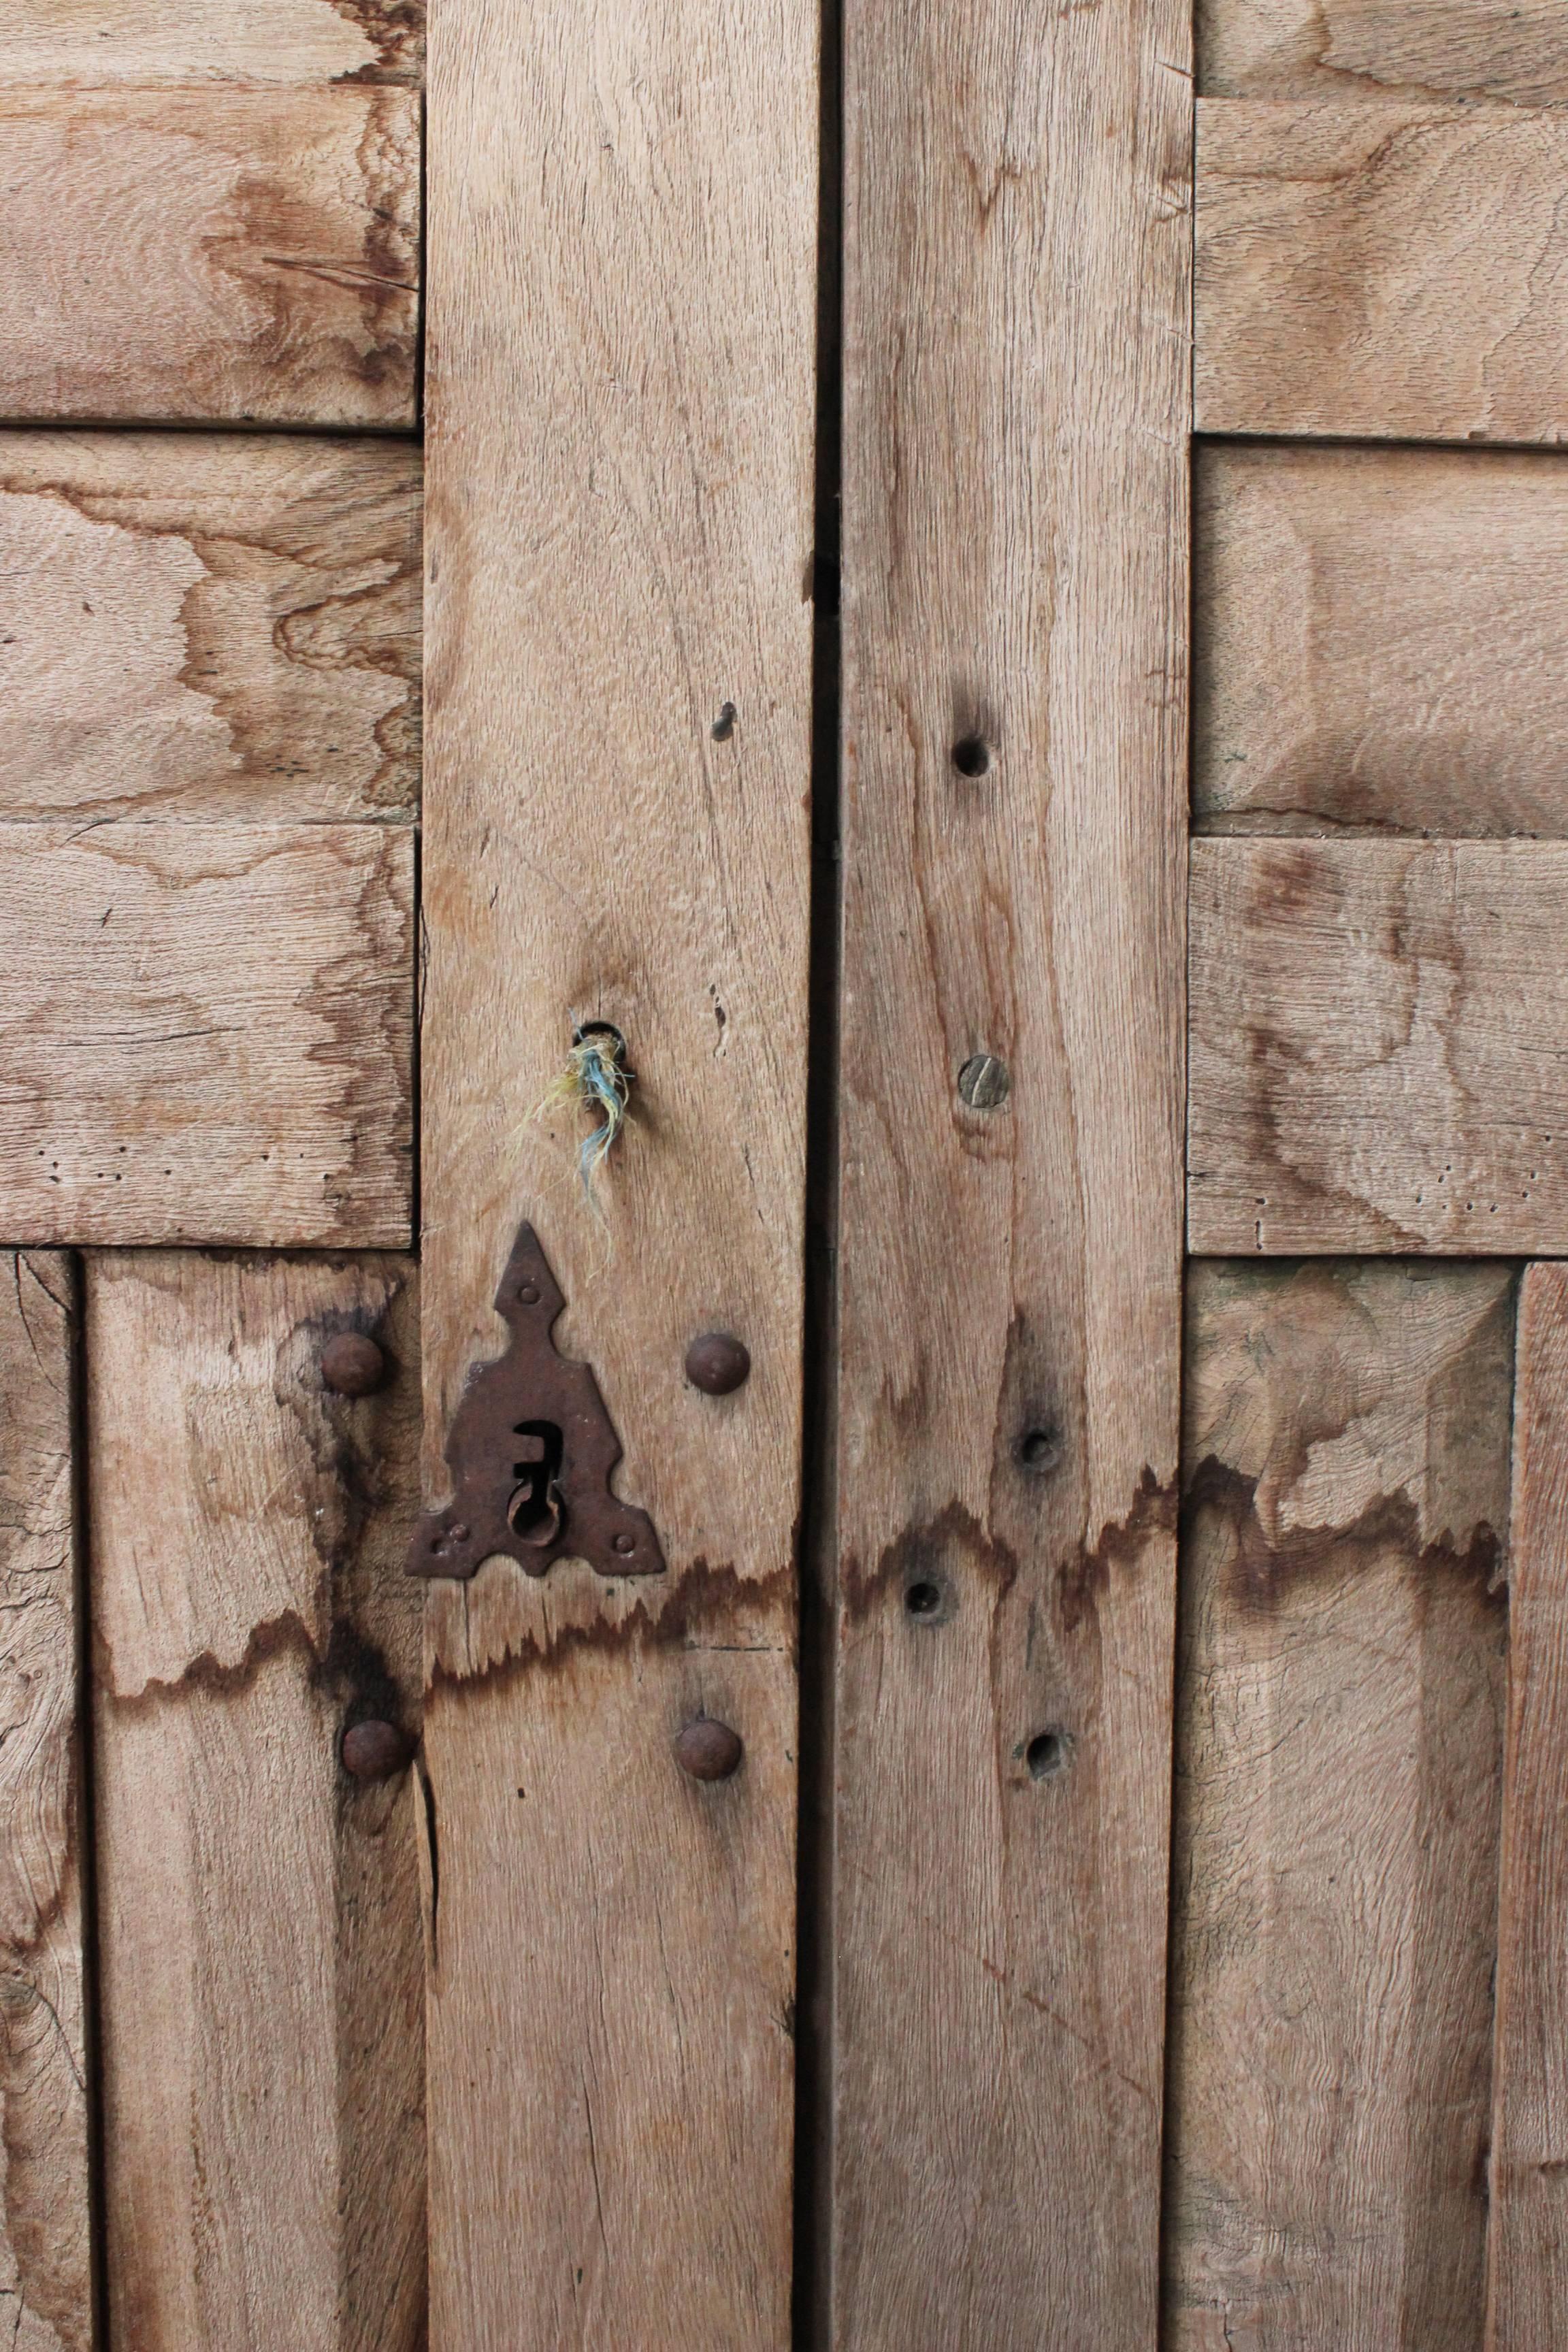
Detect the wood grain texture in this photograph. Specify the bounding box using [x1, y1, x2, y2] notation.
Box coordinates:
[1196, 442, 1568, 840]
[0, 823, 412, 1247]
[1195, 102, 1568, 443]
[419, 0, 816, 2338]
[1486, 1260, 1568, 2347]
[1198, 0, 1568, 103]
[90, 1252, 424, 2352]
[831, 0, 1190, 2338]
[0, 1, 423, 84]
[0, 1253, 89, 2352]
[0, 88, 419, 428]
[0, 433, 420, 823]
[1168, 1260, 1512, 2351]
[1190, 838, 1568, 1254]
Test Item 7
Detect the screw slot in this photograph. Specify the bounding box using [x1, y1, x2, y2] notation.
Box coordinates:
[951, 734, 991, 778]
[1025, 1730, 1068, 1781]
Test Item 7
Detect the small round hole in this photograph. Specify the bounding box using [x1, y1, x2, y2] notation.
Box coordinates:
[1026, 1731, 1067, 1780]
[1018, 1425, 1061, 1471]
[904, 1580, 943, 1619]
[951, 734, 991, 779]
[711, 701, 737, 742]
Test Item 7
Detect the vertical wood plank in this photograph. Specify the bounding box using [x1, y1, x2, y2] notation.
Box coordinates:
[1170, 1262, 1512, 2351]
[1487, 1260, 1568, 2347]
[831, 0, 1192, 2336]
[0, 1252, 90, 2352]
[90, 1254, 423, 2352]
[419, 0, 817, 2339]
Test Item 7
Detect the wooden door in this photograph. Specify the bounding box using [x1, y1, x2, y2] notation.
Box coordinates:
[3, 0, 1568, 2347]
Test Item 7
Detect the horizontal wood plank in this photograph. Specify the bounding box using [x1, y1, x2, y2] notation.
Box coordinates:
[1168, 1260, 1511, 2349]
[0, 1, 422, 84]
[0, 823, 412, 1247]
[1196, 442, 1568, 840]
[1199, 0, 1568, 104]
[1189, 837, 1568, 1253]
[0, 433, 420, 823]
[91, 1252, 424, 2352]
[0, 88, 419, 427]
[1196, 102, 1568, 442]
[0, 1252, 91, 2352]
[1486, 1260, 1568, 2347]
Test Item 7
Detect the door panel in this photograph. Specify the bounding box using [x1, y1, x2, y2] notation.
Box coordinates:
[89, 1252, 424, 2352]
[417, 0, 817, 2337]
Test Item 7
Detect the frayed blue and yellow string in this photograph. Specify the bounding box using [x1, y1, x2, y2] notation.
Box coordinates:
[532, 1022, 630, 1216]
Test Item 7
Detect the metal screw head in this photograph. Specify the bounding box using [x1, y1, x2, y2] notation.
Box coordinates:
[958, 1053, 1011, 1111]
[321, 1331, 386, 1397]
[341, 1719, 413, 1780]
[674, 1718, 744, 1782]
[685, 1332, 751, 1395]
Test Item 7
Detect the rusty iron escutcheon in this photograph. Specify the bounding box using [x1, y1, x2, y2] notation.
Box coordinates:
[408, 1221, 666, 1581]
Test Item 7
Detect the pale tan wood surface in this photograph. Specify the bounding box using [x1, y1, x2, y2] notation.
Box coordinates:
[0, 433, 420, 823]
[90, 1252, 424, 2352]
[1199, 0, 1568, 103]
[1486, 1260, 1568, 2347]
[0, 1, 423, 84]
[0, 823, 412, 1247]
[1190, 838, 1568, 1253]
[1169, 1261, 1512, 2350]
[0, 1253, 89, 2352]
[0, 88, 419, 427]
[1196, 101, 1568, 443]
[830, 0, 1190, 2338]
[419, 0, 816, 2338]
[1196, 443, 1568, 840]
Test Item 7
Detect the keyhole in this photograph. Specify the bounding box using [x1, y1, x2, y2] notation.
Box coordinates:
[509, 1420, 566, 1546]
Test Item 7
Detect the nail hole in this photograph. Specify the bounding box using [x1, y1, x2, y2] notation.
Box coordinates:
[951, 734, 991, 778]
[1017, 1425, 1062, 1473]
[711, 701, 737, 742]
[1026, 1730, 1068, 1781]
[905, 1580, 943, 1619]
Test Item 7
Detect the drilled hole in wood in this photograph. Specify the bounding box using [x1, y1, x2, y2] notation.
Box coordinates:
[1017, 1424, 1062, 1473]
[951, 734, 991, 778]
[904, 1579, 943, 1620]
[1026, 1731, 1068, 1781]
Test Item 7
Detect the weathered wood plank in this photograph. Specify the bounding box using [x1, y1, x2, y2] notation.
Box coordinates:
[1195, 102, 1568, 443]
[1199, 0, 1568, 104]
[0, 1, 423, 85]
[90, 1252, 423, 2352]
[419, 0, 816, 2338]
[0, 433, 420, 824]
[0, 1252, 90, 2352]
[1196, 442, 1568, 840]
[1486, 1260, 1568, 2346]
[1189, 838, 1568, 1254]
[830, 0, 1190, 2336]
[0, 823, 412, 1248]
[1168, 1261, 1511, 2350]
[0, 89, 419, 428]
